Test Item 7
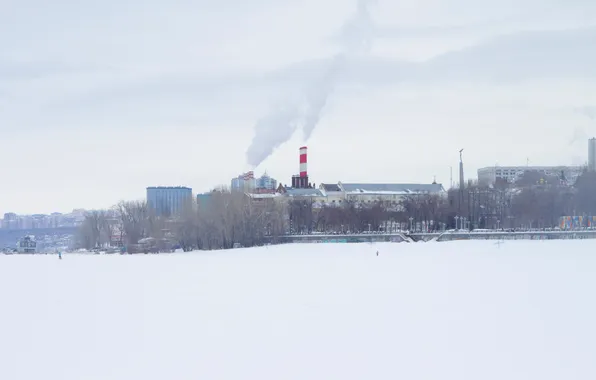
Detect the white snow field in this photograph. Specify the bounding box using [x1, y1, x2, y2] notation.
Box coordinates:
[1, 241, 596, 380]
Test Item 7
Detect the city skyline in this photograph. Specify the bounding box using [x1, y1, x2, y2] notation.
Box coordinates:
[1, 142, 595, 216]
[2, 0, 596, 215]
[2, 135, 595, 216]
[0, 209, 86, 230]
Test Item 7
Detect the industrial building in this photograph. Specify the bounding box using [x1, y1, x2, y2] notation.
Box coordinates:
[290, 146, 311, 189]
[247, 181, 446, 212]
[246, 146, 446, 210]
[146, 186, 192, 217]
[248, 181, 444, 208]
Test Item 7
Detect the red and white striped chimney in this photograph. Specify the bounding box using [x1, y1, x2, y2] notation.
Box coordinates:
[299, 146, 308, 177]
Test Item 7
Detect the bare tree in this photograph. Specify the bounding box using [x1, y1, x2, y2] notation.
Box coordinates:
[117, 201, 151, 247]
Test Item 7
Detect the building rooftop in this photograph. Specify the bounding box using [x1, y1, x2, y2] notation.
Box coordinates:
[246, 193, 281, 199]
[147, 186, 192, 190]
[285, 188, 325, 197]
[320, 183, 342, 192]
[340, 183, 445, 194]
[479, 165, 582, 170]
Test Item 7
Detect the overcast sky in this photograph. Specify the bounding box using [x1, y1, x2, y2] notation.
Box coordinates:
[2, 0, 596, 215]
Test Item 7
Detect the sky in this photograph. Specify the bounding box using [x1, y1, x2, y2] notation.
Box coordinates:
[1, 0, 596, 215]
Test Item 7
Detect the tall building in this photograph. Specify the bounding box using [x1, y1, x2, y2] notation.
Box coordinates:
[231, 171, 256, 192]
[2, 213, 17, 229]
[147, 187, 192, 217]
[256, 172, 277, 191]
[589, 138, 596, 172]
[231, 171, 278, 193]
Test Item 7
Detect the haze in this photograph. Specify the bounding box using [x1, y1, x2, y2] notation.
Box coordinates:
[2, 0, 596, 214]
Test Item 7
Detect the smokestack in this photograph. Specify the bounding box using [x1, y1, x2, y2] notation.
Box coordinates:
[300, 146, 308, 177]
[589, 138, 596, 172]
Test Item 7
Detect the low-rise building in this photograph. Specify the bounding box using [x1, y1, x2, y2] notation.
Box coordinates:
[245, 192, 281, 208]
[318, 183, 344, 206]
[17, 235, 36, 254]
[478, 166, 583, 186]
[340, 182, 445, 204]
[278, 187, 327, 209]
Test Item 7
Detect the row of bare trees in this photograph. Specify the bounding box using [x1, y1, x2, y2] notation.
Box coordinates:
[450, 171, 596, 230]
[287, 171, 596, 233]
[75, 170, 596, 251]
[287, 199, 401, 234]
[173, 191, 286, 251]
[404, 171, 596, 231]
[75, 191, 288, 252]
[75, 201, 165, 250]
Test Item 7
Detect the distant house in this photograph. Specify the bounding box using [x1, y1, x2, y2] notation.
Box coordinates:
[17, 235, 37, 254]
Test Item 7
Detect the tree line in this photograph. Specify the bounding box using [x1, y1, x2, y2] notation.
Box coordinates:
[75, 191, 287, 252]
[75, 170, 596, 252]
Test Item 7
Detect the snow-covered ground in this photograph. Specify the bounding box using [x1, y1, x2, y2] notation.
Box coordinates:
[1, 241, 595, 380]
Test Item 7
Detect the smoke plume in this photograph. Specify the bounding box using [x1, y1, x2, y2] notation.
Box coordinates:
[569, 126, 588, 146]
[577, 106, 596, 120]
[245, 0, 376, 168]
[569, 106, 596, 146]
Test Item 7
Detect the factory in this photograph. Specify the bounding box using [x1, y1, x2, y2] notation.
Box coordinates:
[246, 146, 445, 209]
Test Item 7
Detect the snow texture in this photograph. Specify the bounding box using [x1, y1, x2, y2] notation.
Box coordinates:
[1, 240, 596, 380]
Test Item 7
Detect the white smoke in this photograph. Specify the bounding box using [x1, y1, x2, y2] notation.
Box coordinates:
[569, 126, 588, 146]
[245, 0, 376, 168]
[569, 106, 596, 146]
[577, 106, 596, 120]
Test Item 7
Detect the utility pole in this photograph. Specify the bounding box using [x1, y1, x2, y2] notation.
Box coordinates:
[459, 149, 465, 212]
